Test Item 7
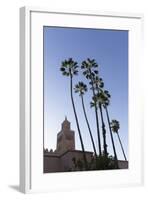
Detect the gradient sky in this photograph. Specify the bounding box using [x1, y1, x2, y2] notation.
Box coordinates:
[44, 26, 128, 160]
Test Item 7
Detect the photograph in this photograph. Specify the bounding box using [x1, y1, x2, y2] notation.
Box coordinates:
[43, 26, 128, 173]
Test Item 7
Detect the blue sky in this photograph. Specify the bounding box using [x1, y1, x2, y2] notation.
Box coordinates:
[44, 26, 128, 160]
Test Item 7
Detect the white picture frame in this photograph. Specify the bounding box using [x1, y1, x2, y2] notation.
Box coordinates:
[20, 6, 144, 193]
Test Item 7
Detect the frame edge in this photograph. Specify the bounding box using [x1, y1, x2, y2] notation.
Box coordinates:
[20, 6, 31, 194]
[19, 6, 144, 193]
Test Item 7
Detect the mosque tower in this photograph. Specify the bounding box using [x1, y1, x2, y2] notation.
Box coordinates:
[56, 117, 75, 153]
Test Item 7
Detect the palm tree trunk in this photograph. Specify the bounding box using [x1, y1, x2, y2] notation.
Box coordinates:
[94, 104, 101, 156]
[99, 103, 108, 156]
[117, 131, 127, 161]
[81, 95, 97, 157]
[70, 76, 88, 169]
[105, 106, 118, 168]
[89, 70, 101, 156]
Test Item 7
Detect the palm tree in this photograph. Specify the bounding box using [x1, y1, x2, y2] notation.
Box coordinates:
[91, 91, 108, 157]
[101, 90, 118, 167]
[74, 81, 97, 157]
[91, 77, 109, 157]
[110, 120, 127, 161]
[60, 58, 88, 169]
[81, 58, 102, 155]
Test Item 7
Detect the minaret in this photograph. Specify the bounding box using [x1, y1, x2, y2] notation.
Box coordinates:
[56, 117, 75, 153]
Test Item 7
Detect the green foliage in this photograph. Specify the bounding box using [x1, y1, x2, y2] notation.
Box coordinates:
[90, 89, 111, 109]
[95, 154, 118, 170]
[110, 119, 120, 133]
[74, 82, 88, 96]
[72, 154, 118, 171]
[60, 58, 79, 77]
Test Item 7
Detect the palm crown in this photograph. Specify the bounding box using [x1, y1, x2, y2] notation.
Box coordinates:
[110, 120, 120, 133]
[81, 58, 99, 80]
[89, 76, 104, 91]
[102, 90, 111, 107]
[59, 57, 127, 168]
[60, 58, 79, 77]
[90, 90, 111, 108]
[74, 82, 87, 96]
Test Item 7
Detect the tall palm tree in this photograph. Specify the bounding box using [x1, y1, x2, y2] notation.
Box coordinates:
[74, 81, 97, 157]
[110, 120, 127, 161]
[91, 91, 108, 157]
[81, 58, 102, 155]
[101, 90, 118, 167]
[60, 58, 88, 169]
[91, 77, 109, 157]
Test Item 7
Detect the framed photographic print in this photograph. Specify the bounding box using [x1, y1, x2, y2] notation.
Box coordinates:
[20, 7, 144, 193]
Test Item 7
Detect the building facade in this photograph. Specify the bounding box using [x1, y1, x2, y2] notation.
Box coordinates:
[56, 117, 75, 153]
[44, 117, 128, 173]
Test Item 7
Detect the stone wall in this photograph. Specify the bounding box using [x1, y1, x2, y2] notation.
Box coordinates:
[118, 160, 128, 169]
[44, 154, 61, 173]
[44, 150, 128, 173]
[44, 150, 93, 173]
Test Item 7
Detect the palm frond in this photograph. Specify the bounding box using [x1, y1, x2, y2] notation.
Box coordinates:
[60, 58, 79, 77]
[74, 82, 88, 95]
[94, 70, 98, 74]
[60, 67, 65, 72]
[90, 101, 95, 108]
[110, 120, 120, 133]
